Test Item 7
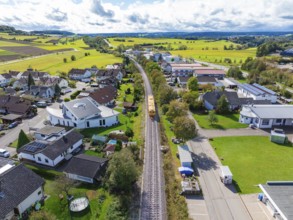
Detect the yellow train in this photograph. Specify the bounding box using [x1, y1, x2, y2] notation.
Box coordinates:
[148, 95, 156, 118]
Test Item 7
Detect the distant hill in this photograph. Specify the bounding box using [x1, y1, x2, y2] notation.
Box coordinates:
[0, 25, 28, 35]
[30, 30, 74, 36]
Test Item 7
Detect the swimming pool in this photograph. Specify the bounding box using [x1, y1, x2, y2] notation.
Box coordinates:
[108, 139, 117, 145]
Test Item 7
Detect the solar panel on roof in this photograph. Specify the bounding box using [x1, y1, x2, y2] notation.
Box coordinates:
[252, 83, 276, 95]
[240, 84, 261, 96]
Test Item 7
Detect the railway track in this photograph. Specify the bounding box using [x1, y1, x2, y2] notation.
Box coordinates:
[132, 59, 167, 220]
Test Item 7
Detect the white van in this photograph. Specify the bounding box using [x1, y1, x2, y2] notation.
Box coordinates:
[0, 148, 10, 158]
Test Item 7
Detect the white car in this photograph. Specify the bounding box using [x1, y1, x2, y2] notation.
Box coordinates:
[0, 148, 10, 158]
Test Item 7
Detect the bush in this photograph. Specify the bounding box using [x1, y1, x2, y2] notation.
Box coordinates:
[64, 98, 70, 102]
[68, 80, 76, 88]
[71, 55, 76, 61]
[70, 90, 81, 99]
[125, 127, 134, 138]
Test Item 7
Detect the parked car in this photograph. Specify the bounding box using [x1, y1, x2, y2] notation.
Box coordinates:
[8, 121, 19, 129]
[61, 88, 72, 95]
[249, 124, 256, 129]
[36, 101, 48, 108]
[0, 148, 10, 158]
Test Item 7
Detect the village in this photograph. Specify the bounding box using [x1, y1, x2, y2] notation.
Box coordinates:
[0, 43, 293, 220]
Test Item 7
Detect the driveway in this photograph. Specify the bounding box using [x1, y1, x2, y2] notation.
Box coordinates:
[187, 138, 252, 220]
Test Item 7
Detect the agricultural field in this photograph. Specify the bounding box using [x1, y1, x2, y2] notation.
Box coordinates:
[108, 37, 256, 65]
[0, 49, 121, 74]
[210, 136, 293, 194]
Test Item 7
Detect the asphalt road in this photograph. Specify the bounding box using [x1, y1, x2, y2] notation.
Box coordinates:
[132, 59, 167, 220]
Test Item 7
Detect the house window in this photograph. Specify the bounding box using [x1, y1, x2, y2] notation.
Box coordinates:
[255, 118, 259, 123]
[103, 119, 105, 125]
[100, 120, 102, 126]
[45, 159, 49, 163]
[276, 119, 282, 123]
[38, 157, 41, 161]
[262, 119, 270, 125]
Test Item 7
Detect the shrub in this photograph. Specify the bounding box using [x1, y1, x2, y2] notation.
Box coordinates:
[64, 98, 70, 102]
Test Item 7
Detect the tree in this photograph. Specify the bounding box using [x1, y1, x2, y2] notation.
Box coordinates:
[159, 86, 177, 105]
[71, 55, 76, 61]
[182, 91, 199, 109]
[28, 72, 35, 88]
[17, 129, 30, 149]
[125, 127, 134, 138]
[173, 116, 197, 141]
[117, 44, 126, 54]
[115, 140, 122, 151]
[216, 95, 230, 114]
[227, 66, 243, 79]
[166, 100, 188, 122]
[207, 110, 218, 126]
[58, 71, 67, 79]
[63, 58, 67, 63]
[107, 149, 138, 193]
[187, 77, 198, 91]
[54, 84, 61, 97]
[54, 175, 79, 198]
[123, 56, 130, 66]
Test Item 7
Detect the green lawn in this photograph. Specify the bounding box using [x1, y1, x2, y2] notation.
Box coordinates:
[117, 83, 134, 103]
[26, 165, 113, 219]
[210, 136, 293, 194]
[84, 149, 105, 158]
[193, 112, 248, 129]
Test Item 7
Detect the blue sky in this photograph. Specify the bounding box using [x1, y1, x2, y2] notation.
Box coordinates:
[0, 0, 292, 33]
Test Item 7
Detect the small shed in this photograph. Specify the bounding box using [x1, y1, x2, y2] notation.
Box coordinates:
[177, 145, 193, 168]
[1, 114, 22, 124]
[123, 102, 137, 112]
[270, 129, 287, 144]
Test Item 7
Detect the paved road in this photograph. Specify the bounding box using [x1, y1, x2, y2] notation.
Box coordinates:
[132, 59, 167, 220]
[188, 138, 252, 220]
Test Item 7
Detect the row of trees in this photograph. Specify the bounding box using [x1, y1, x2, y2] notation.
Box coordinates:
[256, 42, 282, 57]
[138, 55, 197, 141]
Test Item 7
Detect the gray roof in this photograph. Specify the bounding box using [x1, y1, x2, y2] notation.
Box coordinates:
[239, 83, 276, 96]
[64, 154, 108, 179]
[245, 105, 293, 119]
[260, 181, 293, 220]
[18, 130, 83, 160]
[197, 76, 217, 83]
[35, 126, 65, 136]
[0, 164, 45, 219]
[64, 98, 101, 119]
[178, 145, 193, 163]
[0, 158, 14, 169]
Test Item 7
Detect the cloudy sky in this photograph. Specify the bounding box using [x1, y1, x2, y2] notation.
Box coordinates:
[0, 0, 293, 33]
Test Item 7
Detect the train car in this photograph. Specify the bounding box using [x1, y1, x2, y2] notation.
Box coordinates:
[148, 95, 156, 118]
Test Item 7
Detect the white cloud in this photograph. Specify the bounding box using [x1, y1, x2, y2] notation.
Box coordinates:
[0, 0, 292, 33]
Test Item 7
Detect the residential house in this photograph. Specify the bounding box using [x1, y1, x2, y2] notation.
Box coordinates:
[30, 85, 55, 99]
[239, 105, 293, 128]
[18, 130, 83, 167]
[0, 73, 12, 87]
[8, 71, 22, 79]
[197, 76, 223, 87]
[237, 83, 277, 103]
[203, 91, 270, 111]
[103, 144, 115, 156]
[96, 69, 123, 82]
[98, 77, 119, 88]
[106, 63, 124, 69]
[178, 145, 193, 168]
[68, 68, 91, 82]
[47, 97, 120, 128]
[194, 69, 226, 79]
[89, 85, 117, 106]
[34, 126, 66, 140]
[4, 87, 16, 96]
[259, 181, 293, 220]
[20, 69, 50, 81]
[0, 95, 35, 117]
[162, 55, 181, 63]
[0, 163, 45, 220]
[160, 61, 172, 74]
[177, 76, 191, 88]
[222, 78, 240, 89]
[85, 67, 99, 76]
[12, 78, 28, 91]
[40, 77, 68, 88]
[171, 63, 207, 76]
[64, 154, 108, 183]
